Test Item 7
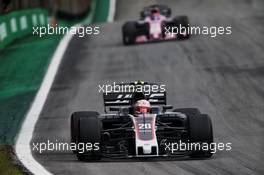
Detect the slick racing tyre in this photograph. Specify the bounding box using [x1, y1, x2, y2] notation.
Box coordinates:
[188, 114, 214, 158]
[173, 108, 201, 117]
[122, 22, 149, 45]
[173, 15, 190, 39]
[76, 112, 101, 161]
[158, 5, 172, 17]
[122, 22, 137, 45]
[71, 111, 100, 156]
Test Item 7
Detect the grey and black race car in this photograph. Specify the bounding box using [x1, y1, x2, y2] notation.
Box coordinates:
[71, 82, 213, 161]
[122, 4, 190, 45]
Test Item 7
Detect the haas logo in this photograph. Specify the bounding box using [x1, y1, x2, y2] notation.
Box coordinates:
[148, 93, 164, 102]
[109, 93, 164, 104]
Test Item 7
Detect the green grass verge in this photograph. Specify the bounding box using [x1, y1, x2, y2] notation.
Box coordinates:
[0, 34, 62, 174]
[0, 33, 68, 174]
[0, 34, 62, 145]
[0, 0, 109, 145]
[0, 0, 110, 173]
[0, 146, 23, 175]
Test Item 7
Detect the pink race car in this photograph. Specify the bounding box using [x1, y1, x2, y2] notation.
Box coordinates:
[122, 5, 190, 45]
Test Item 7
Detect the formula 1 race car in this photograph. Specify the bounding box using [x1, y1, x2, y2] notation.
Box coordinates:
[122, 5, 190, 45]
[71, 82, 213, 161]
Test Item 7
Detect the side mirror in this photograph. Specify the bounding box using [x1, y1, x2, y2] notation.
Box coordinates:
[162, 105, 173, 112]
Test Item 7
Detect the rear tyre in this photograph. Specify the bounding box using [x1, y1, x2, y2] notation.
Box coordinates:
[160, 6, 171, 17]
[188, 114, 213, 158]
[173, 108, 201, 116]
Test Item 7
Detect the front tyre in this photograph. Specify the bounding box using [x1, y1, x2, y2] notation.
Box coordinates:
[71, 111, 98, 154]
[75, 112, 102, 161]
[71, 111, 99, 144]
[122, 22, 137, 45]
[188, 114, 214, 158]
[173, 15, 190, 39]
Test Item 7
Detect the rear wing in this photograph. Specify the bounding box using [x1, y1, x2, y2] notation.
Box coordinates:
[103, 82, 166, 112]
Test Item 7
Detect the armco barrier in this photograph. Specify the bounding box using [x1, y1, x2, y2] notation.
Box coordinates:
[0, 8, 48, 50]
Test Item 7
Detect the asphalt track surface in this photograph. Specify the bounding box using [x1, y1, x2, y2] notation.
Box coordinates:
[32, 0, 264, 174]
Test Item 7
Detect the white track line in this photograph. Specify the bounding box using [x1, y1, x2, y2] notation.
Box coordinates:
[107, 0, 116, 22]
[15, 0, 117, 174]
[15, 26, 79, 175]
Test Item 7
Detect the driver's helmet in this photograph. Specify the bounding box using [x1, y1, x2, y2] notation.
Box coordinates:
[134, 100, 151, 114]
[150, 8, 161, 20]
